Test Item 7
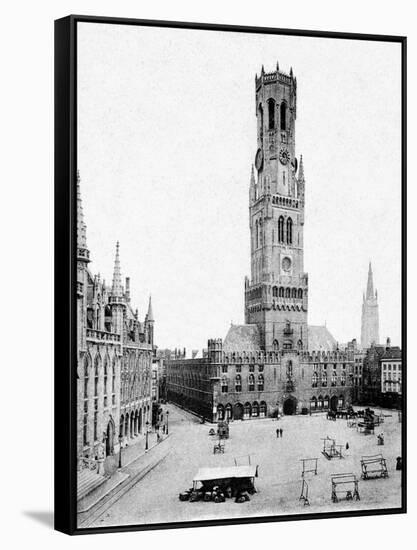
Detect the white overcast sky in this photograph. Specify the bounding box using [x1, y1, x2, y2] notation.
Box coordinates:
[78, 22, 402, 351]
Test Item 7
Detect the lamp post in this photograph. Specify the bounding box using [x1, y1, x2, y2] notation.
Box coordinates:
[166, 411, 169, 435]
[145, 421, 149, 451]
[118, 434, 123, 468]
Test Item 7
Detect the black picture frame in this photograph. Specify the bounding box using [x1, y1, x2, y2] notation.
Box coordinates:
[54, 14, 407, 536]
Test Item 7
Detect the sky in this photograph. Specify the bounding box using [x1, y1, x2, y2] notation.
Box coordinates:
[78, 22, 402, 352]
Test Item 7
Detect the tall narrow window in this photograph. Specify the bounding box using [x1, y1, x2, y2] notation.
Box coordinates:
[103, 356, 108, 408]
[258, 104, 264, 141]
[235, 374, 242, 393]
[278, 216, 284, 243]
[84, 355, 89, 399]
[258, 374, 264, 391]
[248, 374, 255, 391]
[267, 98, 275, 130]
[112, 357, 116, 405]
[286, 218, 293, 244]
[280, 102, 287, 131]
[94, 355, 100, 397]
[255, 220, 259, 248]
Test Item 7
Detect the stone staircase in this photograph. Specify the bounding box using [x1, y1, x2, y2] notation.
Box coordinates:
[77, 469, 107, 502]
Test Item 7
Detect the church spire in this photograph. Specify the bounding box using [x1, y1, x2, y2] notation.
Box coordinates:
[111, 241, 123, 298]
[147, 295, 154, 323]
[366, 261, 375, 299]
[77, 170, 89, 262]
[298, 155, 304, 182]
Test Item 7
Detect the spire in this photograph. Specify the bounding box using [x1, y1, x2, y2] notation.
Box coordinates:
[298, 155, 304, 181]
[366, 262, 375, 299]
[77, 171, 89, 260]
[111, 241, 123, 298]
[250, 164, 255, 186]
[276, 60, 279, 71]
[147, 295, 154, 322]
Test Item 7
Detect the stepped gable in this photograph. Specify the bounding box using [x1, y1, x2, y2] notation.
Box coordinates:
[308, 325, 337, 351]
[223, 324, 261, 352]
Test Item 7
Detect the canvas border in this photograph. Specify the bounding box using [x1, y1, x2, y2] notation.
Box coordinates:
[54, 14, 407, 535]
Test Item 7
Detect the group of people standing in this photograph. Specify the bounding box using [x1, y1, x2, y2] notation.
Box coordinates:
[276, 428, 284, 438]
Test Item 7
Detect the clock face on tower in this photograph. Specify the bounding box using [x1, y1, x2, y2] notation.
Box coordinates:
[255, 148, 263, 171]
[282, 257, 292, 272]
[279, 148, 290, 165]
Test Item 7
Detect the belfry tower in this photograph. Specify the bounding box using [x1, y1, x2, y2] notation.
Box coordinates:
[244, 64, 308, 352]
[361, 262, 379, 349]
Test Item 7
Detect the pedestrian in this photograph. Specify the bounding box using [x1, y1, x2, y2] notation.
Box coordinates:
[346, 442, 349, 450]
[276, 428, 280, 438]
[280, 428, 283, 438]
[163, 424, 166, 434]
[157, 432, 161, 443]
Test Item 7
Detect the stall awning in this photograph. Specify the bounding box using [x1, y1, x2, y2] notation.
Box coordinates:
[193, 465, 257, 482]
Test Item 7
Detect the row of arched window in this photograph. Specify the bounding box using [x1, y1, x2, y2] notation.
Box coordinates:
[261, 99, 287, 132]
[312, 370, 347, 388]
[272, 286, 303, 299]
[254, 216, 294, 248]
[221, 374, 264, 393]
[217, 401, 268, 420]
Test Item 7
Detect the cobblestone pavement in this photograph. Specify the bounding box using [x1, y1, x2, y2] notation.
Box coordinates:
[89, 404, 402, 528]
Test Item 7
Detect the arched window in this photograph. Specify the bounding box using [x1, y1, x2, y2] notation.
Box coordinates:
[298, 288, 303, 299]
[244, 402, 252, 418]
[331, 370, 337, 387]
[310, 396, 317, 410]
[94, 355, 100, 398]
[103, 356, 108, 407]
[258, 103, 264, 141]
[285, 288, 291, 298]
[312, 372, 318, 388]
[260, 401, 267, 417]
[273, 286, 278, 297]
[279, 287, 284, 298]
[221, 376, 228, 393]
[322, 371, 328, 387]
[298, 339, 303, 350]
[267, 98, 275, 130]
[287, 361, 293, 378]
[278, 216, 284, 243]
[248, 374, 255, 391]
[341, 370, 346, 386]
[252, 401, 259, 417]
[84, 355, 90, 399]
[280, 102, 287, 131]
[286, 217, 293, 244]
[259, 218, 263, 246]
[111, 357, 116, 405]
[273, 339, 279, 351]
[291, 288, 297, 298]
[258, 374, 264, 391]
[235, 374, 242, 393]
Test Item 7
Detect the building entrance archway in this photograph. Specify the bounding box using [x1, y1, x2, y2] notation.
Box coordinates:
[283, 397, 297, 415]
[330, 395, 338, 412]
[234, 403, 244, 420]
[106, 418, 115, 456]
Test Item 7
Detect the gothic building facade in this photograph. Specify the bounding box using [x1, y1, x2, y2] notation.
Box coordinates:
[77, 174, 155, 468]
[166, 65, 354, 420]
[361, 262, 380, 349]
